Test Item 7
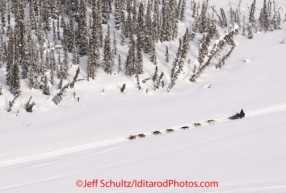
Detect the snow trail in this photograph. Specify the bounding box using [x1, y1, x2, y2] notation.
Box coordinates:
[1, 102, 286, 167]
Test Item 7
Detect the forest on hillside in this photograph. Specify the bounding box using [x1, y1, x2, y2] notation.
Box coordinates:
[0, 0, 283, 112]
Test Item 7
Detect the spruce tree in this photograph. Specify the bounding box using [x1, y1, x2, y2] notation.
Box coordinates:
[152, 66, 158, 89]
[153, 0, 160, 41]
[102, 1, 110, 24]
[0, 0, 5, 29]
[42, 75, 50, 95]
[118, 54, 122, 73]
[248, 23, 253, 39]
[125, 11, 133, 38]
[150, 33, 156, 64]
[120, 21, 126, 45]
[0, 31, 4, 67]
[50, 64, 54, 86]
[28, 62, 37, 89]
[78, 0, 89, 55]
[165, 46, 169, 63]
[180, 0, 186, 21]
[29, 0, 36, 30]
[113, 31, 117, 56]
[138, 3, 145, 35]
[114, 0, 121, 30]
[136, 32, 143, 74]
[125, 38, 135, 76]
[260, 0, 269, 32]
[10, 48, 21, 96]
[249, 0, 256, 26]
[50, 0, 59, 20]
[160, 3, 171, 42]
[72, 43, 79, 65]
[6, 30, 14, 87]
[103, 25, 113, 74]
[242, 15, 246, 36]
[20, 26, 30, 79]
[135, 72, 141, 90]
[155, 72, 164, 89]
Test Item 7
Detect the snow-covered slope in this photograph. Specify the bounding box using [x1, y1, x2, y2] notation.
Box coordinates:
[1, 110, 286, 193]
[1, 0, 286, 192]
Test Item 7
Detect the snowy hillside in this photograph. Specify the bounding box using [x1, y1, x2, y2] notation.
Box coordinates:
[1, 0, 286, 192]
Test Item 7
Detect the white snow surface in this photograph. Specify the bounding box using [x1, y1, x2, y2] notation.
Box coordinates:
[1, 0, 286, 192]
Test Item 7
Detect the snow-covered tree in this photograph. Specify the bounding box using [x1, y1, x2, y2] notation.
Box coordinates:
[103, 25, 113, 74]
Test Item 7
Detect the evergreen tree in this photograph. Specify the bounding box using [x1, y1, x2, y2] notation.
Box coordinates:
[135, 72, 141, 90]
[42, 1, 51, 31]
[63, 47, 69, 78]
[10, 48, 21, 96]
[78, 0, 89, 55]
[28, 65, 37, 89]
[152, 66, 158, 83]
[120, 21, 126, 45]
[6, 30, 14, 87]
[42, 75, 50, 95]
[72, 43, 79, 65]
[220, 8, 228, 28]
[150, 31, 156, 64]
[249, 0, 256, 26]
[103, 25, 113, 74]
[136, 32, 143, 74]
[155, 72, 164, 89]
[160, 3, 171, 42]
[45, 50, 50, 71]
[118, 54, 122, 73]
[113, 31, 117, 55]
[272, 1, 280, 30]
[180, 0, 186, 21]
[165, 46, 169, 63]
[50, 63, 54, 85]
[96, 1, 103, 47]
[247, 23, 253, 39]
[153, 0, 160, 41]
[102, 1, 110, 24]
[67, 17, 76, 52]
[50, 0, 59, 20]
[58, 75, 63, 89]
[114, 0, 122, 30]
[197, 26, 215, 66]
[7, 4, 11, 35]
[125, 11, 133, 37]
[0, 0, 5, 29]
[125, 38, 135, 76]
[138, 3, 145, 35]
[260, 0, 269, 32]
[87, 46, 97, 80]
[29, 0, 37, 30]
[242, 15, 246, 36]
[0, 32, 4, 67]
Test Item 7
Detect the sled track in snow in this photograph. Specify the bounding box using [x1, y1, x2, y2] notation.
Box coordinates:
[1, 102, 286, 167]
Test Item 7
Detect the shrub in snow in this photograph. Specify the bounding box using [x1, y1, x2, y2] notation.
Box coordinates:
[120, 84, 126, 93]
[142, 78, 150, 84]
[52, 83, 70, 105]
[7, 94, 19, 112]
[25, 96, 36, 113]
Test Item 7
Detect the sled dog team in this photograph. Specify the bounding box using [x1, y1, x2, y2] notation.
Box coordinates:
[128, 120, 215, 140]
[129, 109, 245, 140]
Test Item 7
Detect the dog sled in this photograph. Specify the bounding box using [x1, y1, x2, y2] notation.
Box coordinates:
[229, 109, 245, 120]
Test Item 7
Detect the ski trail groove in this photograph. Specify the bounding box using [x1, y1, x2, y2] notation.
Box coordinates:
[0, 137, 127, 167]
[1, 102, 286, 167]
